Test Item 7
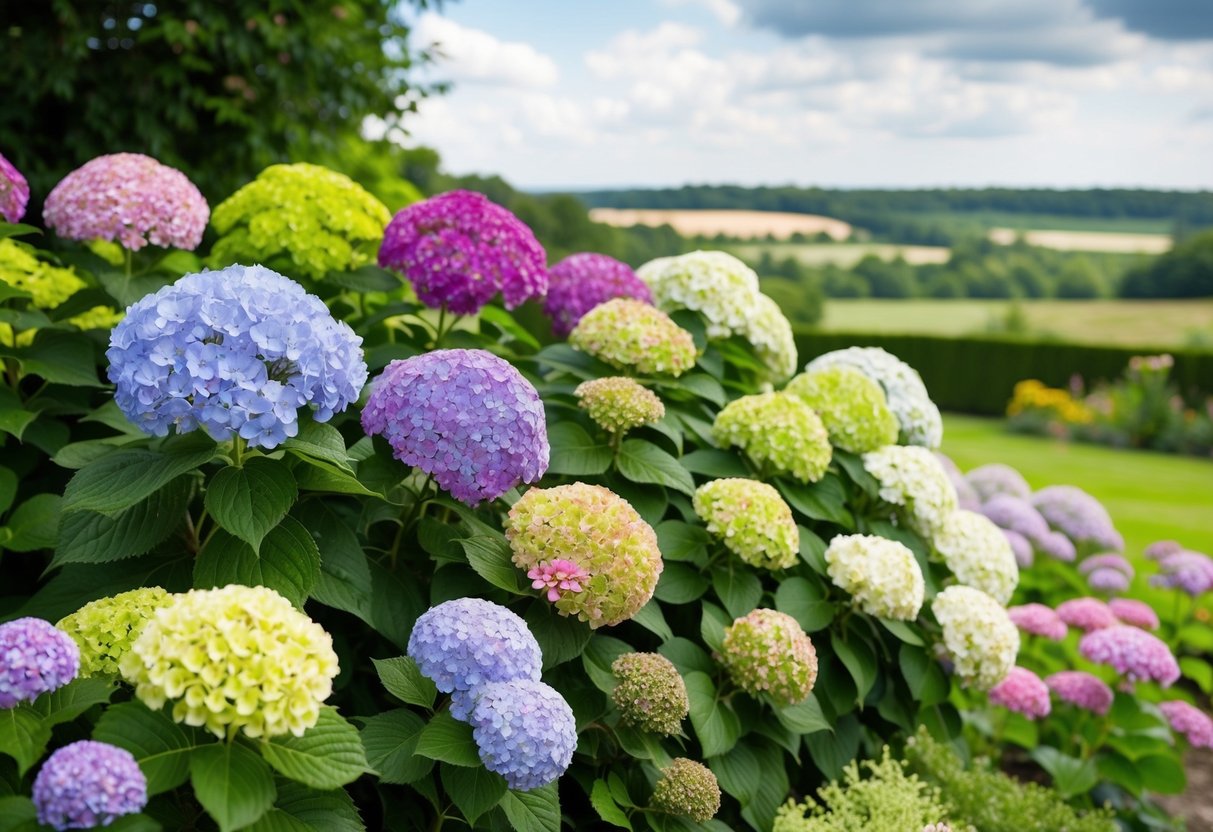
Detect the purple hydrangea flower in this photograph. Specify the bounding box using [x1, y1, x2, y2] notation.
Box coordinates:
[1159, 700, 1213, 748]
[107, 265, 367, 449]
[1007, 604, 1068, 640]
[1003, 529, 1034, 568]
[1031, 486, 1124, 553]
[378, 190, 546, 315]
[1108, 598, 1160, 631]
[43, 153, 209, 251]
[1056, 598, 1116, 632]
[0, 151, 30, 223]
[1079, 625, 1180, 686]
[406, 598, 542, 721]
[1144, 540, 1183, 561]
[33, 741, 147, 830]
[0, 617, 79, 707]
[1079, 553, 1134, 577]
[1087, 568, 1130, 594]
[361, 349, 548, 505]
[1037, 530, 1077, 562]
[468, 679, 577, 791]
[980, 495, 1051, 543]
[988, 666, 1051, 720]
[966, 464, 1031, 502]
[936, 453, 981, 511]
[1045, 671, 1114, 716]
[1151, 550, 1213, 596]
[544, 253, 653, 338]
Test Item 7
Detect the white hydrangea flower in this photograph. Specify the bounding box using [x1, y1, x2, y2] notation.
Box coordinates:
[932, 586, 1019, 691]
[933, 510, 1020, 605]
[825, 534, 925, 620]
[744, 293, 798, 382]
[862, 445, 959, 538]
[639, 250, 761, 339]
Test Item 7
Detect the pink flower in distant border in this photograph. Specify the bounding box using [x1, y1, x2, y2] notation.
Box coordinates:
[988, 666, 1051, 720]
[0, 151, 30, 223]
[1056, 597, 1116, 631]
[1160, 700, 1213, 748]
[1108, 598, 1160, 631]
[1079, 625, 1180, 687]
[1046, 671, 1114, 716]
[1007, 603, 1068, 640]
[528, 559, 589, 603]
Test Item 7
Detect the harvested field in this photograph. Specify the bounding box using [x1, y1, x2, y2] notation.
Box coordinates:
[589, 207, 852, 241]
[989, 227, 1172, 253]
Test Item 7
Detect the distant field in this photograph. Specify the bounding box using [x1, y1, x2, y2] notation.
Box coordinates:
[731, 241, 950, 266]
[588, 208, 852, 241]
[988, 227, 1172, 254]
[909, 211, 1178, 235]
[820, 299, 1213, 348]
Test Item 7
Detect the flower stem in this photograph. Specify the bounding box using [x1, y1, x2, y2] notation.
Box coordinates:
[230, 436, 246, 468]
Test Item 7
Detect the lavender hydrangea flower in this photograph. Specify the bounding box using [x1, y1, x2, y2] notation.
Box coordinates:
[467, 679, 577, 790]
[545, 252, 653, 337]
[378, 190, 546, 315]
[1046, 671, 1114, 716]
[1151, 550, 1213, 596]
[32, 741, 147, 830]
[107, 265, 366, 449]
[1037, 530, 1078, 562]
[988, 667, 1051, 720]
[1109, 598, 1160, 630]
[43, 153, 209, 251]
[0, 151, 30, 223]
[1079, 554, 1134, 578]
[362, 349, 548, 505]
[979, 495, 1051, 543]
[1007, 604, 1068, 640]
[1159, 700, 1213, 748]
[1056, 598, 1116, 631]
[1087, 568, 1130, 594]
[1079, 625, 1180, 687]
[0, 617, 79, 707]
[966, 464, 1031, 502]
[936, 453, 981, 510]
[1003, 529, 1034, 567]
[1031, 486, 1124, 553]
[1144, 540, 1184, 561]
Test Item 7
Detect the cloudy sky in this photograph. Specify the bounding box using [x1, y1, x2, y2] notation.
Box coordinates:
[391, 0, 1213, 190]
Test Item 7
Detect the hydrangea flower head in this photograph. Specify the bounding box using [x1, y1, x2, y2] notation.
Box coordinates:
[210, 163, 390, 279]
[1007, 604, 1067, 640]
[825, 534, 925, 620]
[933, 510, 1019, 605]
[1151, 550, 1213, 596]
[1038, 530, 1078, 562]
[0, 151, 29, 223]
[1144, 540, 1184, 561]
[786, 366, 899, 453]
[611, 652, 689, 735]
[966, 464, 1032, 502]
[1031, 486, 1124, 553]
[1079, 625, 1180, 686]
[805, 347, 943, 448]
[545, 252, 652, 337]
[378, 189, 546, 314]
[744, 293, 798, 382]
[988, 666, 1051, 720]
[720, 609, 818, 705]
[0, 617, 79, 707]
[932, 586, 1019, 691]
[862, 445, 959, 538]
[1159, 701, 1213, 748]
[979, 495, 1051, 544]
[119, 585, 339, 738]
[575, 377, 665, 434]
[528, 560, 589, 603]
[32, 741, 146, 830]
[693, 478, 799, 570]
[1003, 529, 1034, 568]
[1109, 598, 1160, 630]
[506, 483, 662, 628]
[569, 298, 697, 376]
[650, 758, 722, 823]
[107, 264, 366, 449]
[1079, 553, 1135, 578]
[0, 239, 123, 347]
[1046, 671, 1114, 715]
[713, 392, 832, 483]
[937, 452, 981, 510]
[43, 153, 208, 251]
[56, 588, 170, 677]
[1056, 598, 1116, 632]
[1087, 567, 1130, 594]
[639, 250, 761, 339]
[468, 679, 577, 791]
[362, 349, 548, 505]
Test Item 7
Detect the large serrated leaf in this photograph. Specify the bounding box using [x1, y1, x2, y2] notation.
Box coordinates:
[361, 709, 432, 785]
[190, 742, 277, 832]
[617, 439, 696, 496]
[194, 517, 320, 607]
[373, 656, 437, 708]
[94, 702, 203, 795]
[414, 712, 480, 767]
[53, 476, 191, 568]
[62, 442, 213, 514]
[499, 785, 561, 832]
[205, 458, 297, 551]
[259, 707, 369, 789]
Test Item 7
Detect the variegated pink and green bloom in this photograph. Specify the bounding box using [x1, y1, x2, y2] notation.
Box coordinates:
[0, 151, 29, 223]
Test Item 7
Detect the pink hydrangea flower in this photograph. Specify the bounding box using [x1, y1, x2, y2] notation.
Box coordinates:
[43, 153, 209, 251]
[528, 559, 589, 603]
[1144, 540, 1183, 561]
[1007, 604, 1068, 640]
[1046, 671, 1114, 716]
[0, 151, 30, 223]
[1159, 700, 1213, 748]
[1108, 598, 1160, 631]
[1079, 625, 1180, 687]
[988, 666, 1051, 720]
[1056, 597, 1116, 632]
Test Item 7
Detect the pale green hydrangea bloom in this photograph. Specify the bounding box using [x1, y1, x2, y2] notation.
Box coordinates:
[712, 392, 832, 483]
[650, 758, 722, 823]
[934, 510, 1020, 605]
[575, 376, 665, 434]
[862, 445, 959, 538]
[611, 652, 689, 735]
[745, 293, 799, 382]
[210, 163, 391, 279]
[569, 298, 697, 377]
[786, 366, 899, 453]
[639, 250, 761, 339]
[693, 478, 799, 570]
[932, 585, 1019, 691]
[57, 588, 171, 677]
[825, 534, 925, 620]
[721, 609, 818, 705]
[0, 239, 122, 347]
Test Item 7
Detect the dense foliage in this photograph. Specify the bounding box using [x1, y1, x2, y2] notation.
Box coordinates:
[1121, 229, 1213, 298]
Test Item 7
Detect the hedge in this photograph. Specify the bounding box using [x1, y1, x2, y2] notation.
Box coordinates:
[792, 330, 1213, 416]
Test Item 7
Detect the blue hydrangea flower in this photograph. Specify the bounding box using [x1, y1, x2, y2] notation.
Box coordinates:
[106, 264, 367, 450]
[0, 617, 79, 708]
[361, 349, 549, 505]
[33, 740, 147, 830]
[406, 598, 542, 720]
[468, 679, 577, 791]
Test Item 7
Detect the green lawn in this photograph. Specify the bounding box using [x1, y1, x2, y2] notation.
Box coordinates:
[941, 414, 1213, 556]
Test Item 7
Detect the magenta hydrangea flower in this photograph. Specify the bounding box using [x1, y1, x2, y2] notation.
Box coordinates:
[0, 151, 30, 223]
[1159, 700, 1213, 748]
[1031, 485, 1124, 553]
[1108, 598, 1160, 631]
[1003, 529, 1033, 568]
[528, 559, 589, 603]
[0, 617, 80, 707]
[1056, 598, 1116, 632]
[43, 153, 209, 251]
[988, 666, 1051, 720]
[1151, 550, 1213, 596]
[1046, 671, 1114, 716]
[378, 190, 546, 315]
[1007, 604, 1068, 640]
[1079, 625, 1180, 686]
[544, 252, 653, 338]
[32, 741, 147, 830]
[361, 349, 549, 505]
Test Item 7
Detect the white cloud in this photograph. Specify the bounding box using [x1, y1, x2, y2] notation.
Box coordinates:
[413, 13, 559, 88]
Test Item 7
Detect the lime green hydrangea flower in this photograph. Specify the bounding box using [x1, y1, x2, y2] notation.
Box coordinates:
[568, 299, 697, 377]
[825, 534, 924, 620]
[575, 377, 665, 434]
[611, 652, 689, 735]
[506, 483, 663, 628]
[210, 163, 391, 279]
[712, 392, 832, 483]
[650, 758, 722, 823]
[721, 609, 818, 705]
[693, 478, 799, 570]
[746, 293, 798, 382]
[786, 366, 898, 453]
[119, 584, 339, 739]
[0, 239, 122, 346]
[56, 588, 171, 678]
[933, 510, 1019, 605]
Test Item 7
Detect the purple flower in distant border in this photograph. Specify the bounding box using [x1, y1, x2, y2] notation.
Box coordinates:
[0, 617, 79, 707]
[378, 190, 546, 315]
[33, 741, 147, 830]
[966, 464, 1031, 502]
[1037, 530, 1077, 562]
[1109, 598, 1160, 631]
[1003, 529, 1034, 568]
[1151, 550, 1213, 596]
[1079, 625, 1180, 686]
[1056, 598, 1116, 632]
[0, 151, 30, 223]
[1087, 568, 1130, 594]
[1031, 485, 1124, 553]
[1046, 671, 1113, 716]
[361, 349, 549, 505]
[1079, 554, 1134, 578]
[468, 679, 577, 791]
[980, 495, 1051, 544]
[988, 666, 1051, 720]
[1159, 700, 1213, 748]
[1144, 540, 1183, 561]
[1007, 604, 1068, 640]
[544, 252, 652, 338]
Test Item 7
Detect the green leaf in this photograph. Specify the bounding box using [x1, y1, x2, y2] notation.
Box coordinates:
[1, 494, 60, 552]
[53, 476, 192, 567]
[441, 763, 507, 825]
[62, 442, 214, 514]
[617, 439, 696, 496]
[774, 694, 831, 735]
[0, 797, 36, 832]
[832, 631, 877, 704]
[526, 601, 593, 669]
[460, 535, 528, 595]
[591, 779, 633, 830]
[709, 743, 762, 803]
[0, 707, 50, 775]
[898, 644, 949, 707]
[325, 265, 402, 292]
[779, 476, 852, 528]
[0, 388, 36, 441]
[373, 656, 437, 709]
[361, 709, 432, 785]
[499, 784, 561, 832]
[672, 374, 727, 407]
[878, 618, 924, 646]
[272, 781, 365, 832]
[1137, 753, 1187, 794]
[0, 467, 15, 515]
[712, 569, 763, 619]
[94, 702, 202, 795]
[415, 712, 480, 767]
[480, 304, 541, 349]
[194, 518, 320, 607]
[260, 708, 369, 790]
[1097, 753, 1143, 796]
[774, 577, 835, 633]
[292, 460, 381, 497]
[1030, 747, 1098, 798]
[655, 520, 710, 563]
[244, 809, 313, 832]
[582, 635, 632, 693]
[679, 449, 751, 478]
[685, 672, 741, 757]
[283, 420, 354, 473]
[655, 562, 710, 604]
[1180, 656, 1213, 693]
[0, 221, 40, 239]
[658, 637, 715, 676]
[14, 331, 102, 387]
[535, 343, 613, 379]
[545, 422, 613, 476]
[631, 598, 674, 641]
[806, 713, 859, 781]
[302, 504, 375, 618]
[205, 459, 298, 551]
[190, 742, 277, 832]
[700, 602, 729, 653]
[31, 677, 115, 726]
